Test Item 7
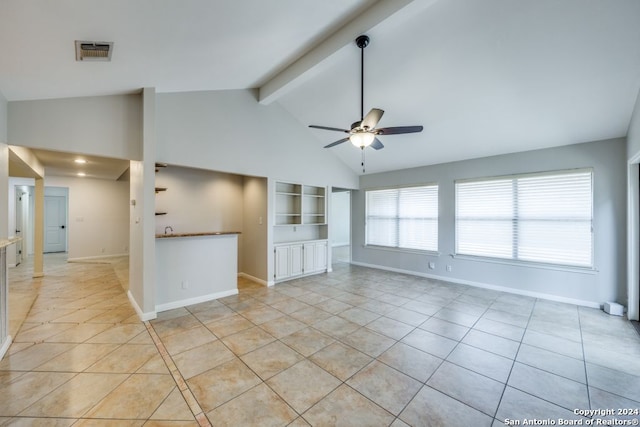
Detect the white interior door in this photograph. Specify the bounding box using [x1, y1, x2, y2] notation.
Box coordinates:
[14, 189, 24, 265]
[44, 195, 67, 253]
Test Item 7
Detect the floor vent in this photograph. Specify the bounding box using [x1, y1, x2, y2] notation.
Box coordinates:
[75, 41, 113, 62]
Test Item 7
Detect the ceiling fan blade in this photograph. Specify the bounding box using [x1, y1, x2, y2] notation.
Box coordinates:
[309, 125, 350, 133]
[370, 138, 384, 150]
[376, 125, 423, 135]
[361, 108, 384, 130]
[324, 137, 350, 148]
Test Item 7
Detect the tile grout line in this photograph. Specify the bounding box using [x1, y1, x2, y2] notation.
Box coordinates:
[144, 321, 212, 427]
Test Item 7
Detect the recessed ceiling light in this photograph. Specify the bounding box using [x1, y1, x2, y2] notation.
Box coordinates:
[74, 159, 87, 164]
[77, 172, 86, 177]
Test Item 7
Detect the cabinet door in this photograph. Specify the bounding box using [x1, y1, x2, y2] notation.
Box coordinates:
[303, 243, 315, 273]
[290, 244, 303, 277]
[275, 246, 290, 281]
[314, 241, 327, 272]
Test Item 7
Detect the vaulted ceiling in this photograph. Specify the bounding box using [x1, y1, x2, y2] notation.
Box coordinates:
[1, 0, 639, 175]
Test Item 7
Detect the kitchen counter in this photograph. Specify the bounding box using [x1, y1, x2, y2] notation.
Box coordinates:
[155, 231, 241, 239]
[0, 237, 21, 249]
[155, 232, 239, 312]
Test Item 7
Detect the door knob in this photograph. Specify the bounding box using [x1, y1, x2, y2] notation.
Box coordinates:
[60, 225, 65, 229]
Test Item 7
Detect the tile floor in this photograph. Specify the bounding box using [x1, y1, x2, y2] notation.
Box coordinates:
[1, 256, 639, 426]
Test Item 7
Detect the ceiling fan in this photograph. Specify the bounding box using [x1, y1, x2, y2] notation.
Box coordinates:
[309, 34, 423, 171]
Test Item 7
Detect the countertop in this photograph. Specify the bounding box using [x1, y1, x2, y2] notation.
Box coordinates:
[0, 237, 21, 248]
[155, 231, 241, 239]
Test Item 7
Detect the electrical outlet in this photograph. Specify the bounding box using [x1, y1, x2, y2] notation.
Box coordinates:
[446, 265, 452, 272]
[182, 280, 189, 289]
[428, 262, 435, 270]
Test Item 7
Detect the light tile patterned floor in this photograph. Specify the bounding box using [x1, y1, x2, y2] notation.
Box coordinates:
[1, 256, 640, 426]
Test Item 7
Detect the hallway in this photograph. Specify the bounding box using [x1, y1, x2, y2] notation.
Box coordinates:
[1, 255, 197, 425]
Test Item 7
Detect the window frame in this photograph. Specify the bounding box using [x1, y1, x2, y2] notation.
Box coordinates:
[365, 183, 439, 254]
[454, 168, 594, 269]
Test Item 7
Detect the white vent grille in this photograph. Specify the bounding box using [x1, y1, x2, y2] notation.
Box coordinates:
[75, 41, 113, 62]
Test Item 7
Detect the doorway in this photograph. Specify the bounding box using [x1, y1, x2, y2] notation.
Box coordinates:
[44, 187, 68, 254]
[14, 188, 28, 266]
[331, 189, 351, 264]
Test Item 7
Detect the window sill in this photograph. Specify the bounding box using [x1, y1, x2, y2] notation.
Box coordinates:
[451, 254, 598, 274]
[364, 245, 440, 257]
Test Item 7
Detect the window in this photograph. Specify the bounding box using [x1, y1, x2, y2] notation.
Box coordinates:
[366, 185, 438, 251]
[455, 169, 593, 267]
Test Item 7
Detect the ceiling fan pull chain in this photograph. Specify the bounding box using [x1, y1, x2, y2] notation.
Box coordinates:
[361, 146, 366, 173]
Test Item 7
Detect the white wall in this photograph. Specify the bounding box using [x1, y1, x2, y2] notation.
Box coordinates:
[353, 138, 626, 307]
[44, 176, 129, 260]
[0, 93, 8, 239]
[627, 90, 640, 159]
[155, 89, 358, 189]
[626, 89, 640, 320]
[0, 91, 7, 143]
[8, 94, 142, 161]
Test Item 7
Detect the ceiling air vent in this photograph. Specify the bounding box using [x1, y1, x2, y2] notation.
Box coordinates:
[75, 41, 113, 62]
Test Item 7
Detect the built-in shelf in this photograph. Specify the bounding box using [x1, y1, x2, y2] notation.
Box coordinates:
[156, 164, 167, 215]
[275, 181, 325, 226]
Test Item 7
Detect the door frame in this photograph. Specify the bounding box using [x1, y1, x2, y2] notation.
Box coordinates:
[43, 187, 69, 254]
[627, 159, 639, 321]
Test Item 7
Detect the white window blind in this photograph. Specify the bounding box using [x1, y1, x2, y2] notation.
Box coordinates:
[366, 185, 438, 251]
[455, 170, 593, 267]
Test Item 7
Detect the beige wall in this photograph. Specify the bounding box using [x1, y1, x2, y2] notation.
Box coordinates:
[43, 175, 130, 260]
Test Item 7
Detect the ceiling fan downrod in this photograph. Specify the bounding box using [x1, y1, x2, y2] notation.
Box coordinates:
[355, 35, 369, 122]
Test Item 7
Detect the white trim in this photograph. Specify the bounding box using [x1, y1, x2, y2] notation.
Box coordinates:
[267, 279, 275, 287]
[238, 272, 268, 287]
[127, 290, 156, 321]
[155, 289, 238, 313]
[67, 253, 128, 263]
[627, 160, 640, 321]
[350, 261, 601, 309]
[0, 335, 12, 360]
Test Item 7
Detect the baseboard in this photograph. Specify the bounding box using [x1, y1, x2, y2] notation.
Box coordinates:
[68, 253, 129, 263]
[0, 336, 12, 361]
[127, 290, 157, 321]
[238, 272, 268, 287]
[155, 289, 239, 313]
[349, 261, 601, 309]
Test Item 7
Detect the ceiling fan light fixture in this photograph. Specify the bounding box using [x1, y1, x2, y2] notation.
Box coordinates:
[350, 131, 375, 148]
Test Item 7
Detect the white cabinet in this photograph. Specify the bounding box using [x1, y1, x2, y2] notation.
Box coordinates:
[274, 240, 328, 282]
[274, 243, 304, 281]
[290, 244, 303, 276]
[303, 240, 328, 274]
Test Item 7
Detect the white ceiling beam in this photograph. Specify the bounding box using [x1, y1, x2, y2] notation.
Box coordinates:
[258, 0, 437, 105]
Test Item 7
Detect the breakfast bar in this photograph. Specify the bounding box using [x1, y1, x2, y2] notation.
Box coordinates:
[155, 231, 240, 312]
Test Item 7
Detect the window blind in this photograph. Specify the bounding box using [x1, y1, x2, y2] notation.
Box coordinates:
[455, 170, 593, 267]
[366, 185, 438, 251]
